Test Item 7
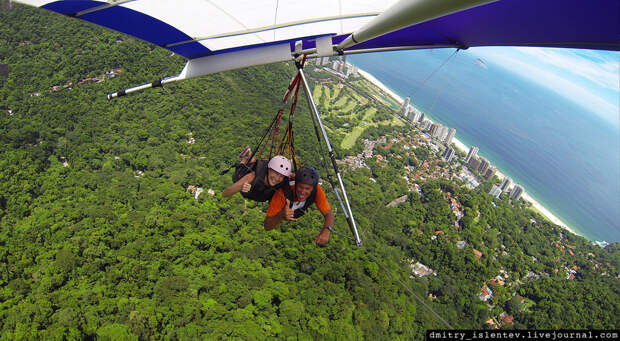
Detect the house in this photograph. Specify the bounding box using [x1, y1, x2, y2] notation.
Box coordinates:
[456, 241, 466, 249]
[485, 319, 499, 329]
[488, 278, 498, 286]
[500, 312, 514, 326]
[78, 77, 100, 85]
[386, 195, 408, 207]
[187, 185, 204, 200]
[479, 285, 493, 301]
[410, 261, 434, 278]
[473, 249, 482, 260]
[524, 271, 540, 280]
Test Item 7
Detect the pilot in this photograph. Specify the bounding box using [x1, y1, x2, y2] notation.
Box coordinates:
[263, 166, 334, 246]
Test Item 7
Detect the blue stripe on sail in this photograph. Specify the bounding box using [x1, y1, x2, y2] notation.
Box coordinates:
[42, 1, 212, 59]
[349, 0, 620, 52]
[42, 0, 102, 15]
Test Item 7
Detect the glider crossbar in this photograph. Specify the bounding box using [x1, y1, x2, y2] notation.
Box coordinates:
[106, 75, 181, 100]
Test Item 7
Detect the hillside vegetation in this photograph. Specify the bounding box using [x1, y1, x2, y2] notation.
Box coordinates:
[0, 4, 618, 340]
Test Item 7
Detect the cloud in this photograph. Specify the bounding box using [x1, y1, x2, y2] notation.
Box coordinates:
[470, 47, 619, 126]
[512, 47, 619, 91]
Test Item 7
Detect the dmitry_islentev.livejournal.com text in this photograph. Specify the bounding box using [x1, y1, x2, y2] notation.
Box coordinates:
[426, 330, 619, 341]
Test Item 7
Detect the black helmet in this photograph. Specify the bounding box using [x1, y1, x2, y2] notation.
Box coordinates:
[295, 166, 319, 187]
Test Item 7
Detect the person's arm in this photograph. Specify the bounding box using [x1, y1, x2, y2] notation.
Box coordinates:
[222, 172, 255, 197]
[314, 209, 334, 246]
[264, 199, 296, 230]
[264, 209, 284, 231]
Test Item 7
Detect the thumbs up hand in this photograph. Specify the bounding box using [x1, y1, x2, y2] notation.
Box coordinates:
[284, 199, 297, 221]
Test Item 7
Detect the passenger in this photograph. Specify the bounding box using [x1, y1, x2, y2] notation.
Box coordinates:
[264, 166, 334, 246]
[222, 149, 291, 202]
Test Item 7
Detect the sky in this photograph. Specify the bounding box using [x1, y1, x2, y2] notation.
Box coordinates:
[468, 47, 620, 130]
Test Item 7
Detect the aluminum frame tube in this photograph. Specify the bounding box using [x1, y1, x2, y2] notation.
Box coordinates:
[337, 0, 495, 51]
[298, 68, 362, 247]
[107, 75, 182, 99]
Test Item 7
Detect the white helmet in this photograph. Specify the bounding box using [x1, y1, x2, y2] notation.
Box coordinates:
[268, 155, 292, 177]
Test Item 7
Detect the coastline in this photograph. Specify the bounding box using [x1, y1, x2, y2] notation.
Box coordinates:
[357, 67, 578, 236]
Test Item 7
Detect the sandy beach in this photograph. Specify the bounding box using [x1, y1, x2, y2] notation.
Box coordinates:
[357, 67, 577, 236]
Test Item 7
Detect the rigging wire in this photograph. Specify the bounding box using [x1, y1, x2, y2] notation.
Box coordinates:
[411, 48, 460, 99]
[273, 0, 279, 42]
[428, 50, 460, 113]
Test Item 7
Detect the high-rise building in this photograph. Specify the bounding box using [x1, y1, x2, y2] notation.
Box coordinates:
[478, 157, 490, 174]
[429, 123, 440, 137]
[465, 146, 478, 163]
[402, 105, 410, 118]
[410, 109, 420, 123]
[468, 156, 481, 171]
[484, 166, 497, 180]
[443, 146, 456, 163]
[344, 64, 352, 77]
[500, 177, 512, 191]
[445, 128, 456, 145]
[402, 97, 410, 115]
[489, 185, 502, 198]
[407, 108, 415, 121]
[418, 113, 426, 123]
[437, 125, 449, 141]
[511, 185, 524, 200]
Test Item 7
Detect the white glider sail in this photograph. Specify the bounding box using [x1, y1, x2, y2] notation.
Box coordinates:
[14, 0, 620, 82]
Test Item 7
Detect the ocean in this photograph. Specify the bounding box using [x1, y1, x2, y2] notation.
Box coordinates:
[349, 50, 620, 244]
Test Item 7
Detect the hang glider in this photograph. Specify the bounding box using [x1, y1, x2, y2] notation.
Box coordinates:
[15, 0, 620, 95]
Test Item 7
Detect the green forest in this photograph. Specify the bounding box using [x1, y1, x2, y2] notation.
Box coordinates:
[1, 4, 618, 340]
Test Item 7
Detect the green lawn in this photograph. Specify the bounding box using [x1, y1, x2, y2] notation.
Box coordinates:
[334, 96, 349, 108]
[341, 108, 377, 149]
[341, 125, 367, 149]
[332, 85, 342, 100]
[342, 100, 358, 114]
[315, 80, 402, 150]
[312, 84, 323, 103]
[322, 86, 331, 102]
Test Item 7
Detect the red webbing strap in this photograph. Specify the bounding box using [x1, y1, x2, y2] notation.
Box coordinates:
[283, 74, 300, 103]
[269, 110, 283, 158]
[257, 108, 284, 160]
[287, 55, 306, 116]
[257, 55, 307, 161]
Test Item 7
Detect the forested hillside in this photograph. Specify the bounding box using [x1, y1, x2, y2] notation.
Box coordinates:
[1, 4, 618, 340]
